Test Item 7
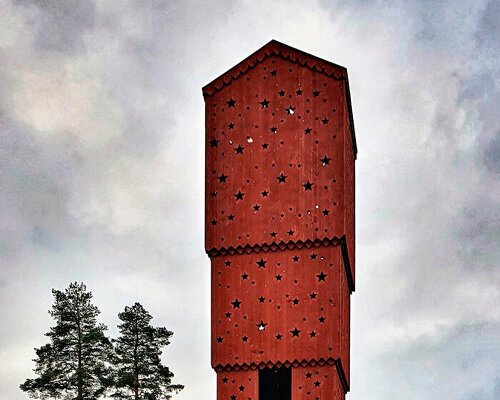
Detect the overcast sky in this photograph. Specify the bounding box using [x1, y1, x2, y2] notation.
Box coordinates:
[0, 0, 498, 399]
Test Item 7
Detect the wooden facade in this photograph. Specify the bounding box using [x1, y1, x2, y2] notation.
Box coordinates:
[204, 40, 356, 400]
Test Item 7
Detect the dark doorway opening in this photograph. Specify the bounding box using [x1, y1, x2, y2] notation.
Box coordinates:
[259, 366, 291, 400]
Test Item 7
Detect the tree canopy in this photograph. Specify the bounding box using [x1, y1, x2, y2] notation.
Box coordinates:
[21, 284, 183, 400]
[112, 302, 184, 400]
[20, 282, 114, 400]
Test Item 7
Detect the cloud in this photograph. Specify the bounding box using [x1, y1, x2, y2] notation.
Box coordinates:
[9, 58, 125, 146]
[0, 117, 77, 258]
[375, 322, 500, 400]
[0, 0, 498, 399]
[13, 0, 96, 54]
[476, 0, 500, 51]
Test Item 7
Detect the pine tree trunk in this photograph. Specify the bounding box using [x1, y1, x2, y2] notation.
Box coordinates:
[77, 350, 83, 400]
[77, 306, 83, 400]
[134, 319, 139, 400]
[135, 373, 139, 400]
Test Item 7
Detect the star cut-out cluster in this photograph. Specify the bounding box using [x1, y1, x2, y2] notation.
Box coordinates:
[207, 52, 353, 393]
[218, 370, 257, 400]
[212, 245, 349, 368]
[293, 365, 344, 399]
[205, 55, 345, 249]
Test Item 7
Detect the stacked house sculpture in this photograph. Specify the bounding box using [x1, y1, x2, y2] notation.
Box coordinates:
[203, 40, 356, 400]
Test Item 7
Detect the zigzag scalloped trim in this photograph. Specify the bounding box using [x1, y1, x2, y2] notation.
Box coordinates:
[206, 236, 341, 257]
[206, 235, 354, 293]
[213, 356, 349, 393]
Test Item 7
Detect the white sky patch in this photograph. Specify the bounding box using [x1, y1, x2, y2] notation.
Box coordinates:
[10, 57, 124, 146]
[69, 153, 173, 235]
[0, 0, 30, 49]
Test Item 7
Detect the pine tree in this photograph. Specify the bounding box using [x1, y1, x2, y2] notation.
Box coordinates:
[112, 303, 184, 400]
[20, 282, 114, 399]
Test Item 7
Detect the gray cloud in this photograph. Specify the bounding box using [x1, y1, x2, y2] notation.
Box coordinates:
[482, 131, 500, 173]
[0, 117, 77, 258]
[14, 0, 96, 54]
[375, 322, 500, 400]
[0, 0, 498, 399]
[477, 0, 500, 50]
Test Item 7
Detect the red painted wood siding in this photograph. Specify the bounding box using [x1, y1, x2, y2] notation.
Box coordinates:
[204, 41, 356, 398]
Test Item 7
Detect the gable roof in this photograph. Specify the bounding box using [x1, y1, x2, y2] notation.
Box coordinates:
[202, 40, 357, 157]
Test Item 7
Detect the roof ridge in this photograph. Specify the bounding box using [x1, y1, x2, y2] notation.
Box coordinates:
[201, 40, 357, 157]
[202, 39, 347, 97]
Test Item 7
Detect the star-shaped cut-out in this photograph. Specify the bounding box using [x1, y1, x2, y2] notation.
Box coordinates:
[275, 333, 283, 340]
[285, 105, 296, 115]
[217, 173, 228, 183]
[314, 380, 321, 387]
[290, 327, 301, 337]
[292, 256, 299, 262]
[231, 298, 242, 308]
[241, 336, 248, 343]
[270, 231, 277, 237]
[320, 155, 331, 165]
[259, 99, 270, 108]
[256, 320, 267, 331]
[225, 311, 232, 318]
[262, 143, 269, 149]
[304, 127, 312, 134]
[309, 293, 317, 299]
[241, 273, 249, 280]
[234, 190, 245, 201]
[234, 145, 244, 154]
[310, 253, 317, 260]
[313, 90, 321, 97]
[261, 190, 269, 197]
[258, 296, 266, 303]
[253, 204, 260, 211]
[222, 377, 229, 383]
[318, 316, 326, 323]
[228, 122, 234, 129]
[322, 209, 330, 216]
[256, 258, 267, 268]
[275, 274, 283, 281]
[217, 336, 223, 343]
[305, 372, 312, 379]
[292, 298, 299, 305]
[270, 126, 277, 133]
[287, 230, 294, 236]
[322, 117, 329, 124]
[270, 69, 277, 76]
[277, 173, 287, 183]
[210, 191, 217, 197]
[316, 271, 327, 282]
[230, 395, 236, 400]
[209, 138, 220, 147]
[228, 214, 234, 221]
[309, 331, 317, 338]
[238, 384, 245, 391]
[224, 260, 232, 267]
[296, 89, 303, 95]
[211, 220, 217, 226]
[303, 180, 314, 190]
[226, 98, 236, 107]
[279, 90, 285, 96]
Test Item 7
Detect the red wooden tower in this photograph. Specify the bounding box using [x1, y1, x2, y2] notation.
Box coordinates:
[203, 40, 356, 400]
